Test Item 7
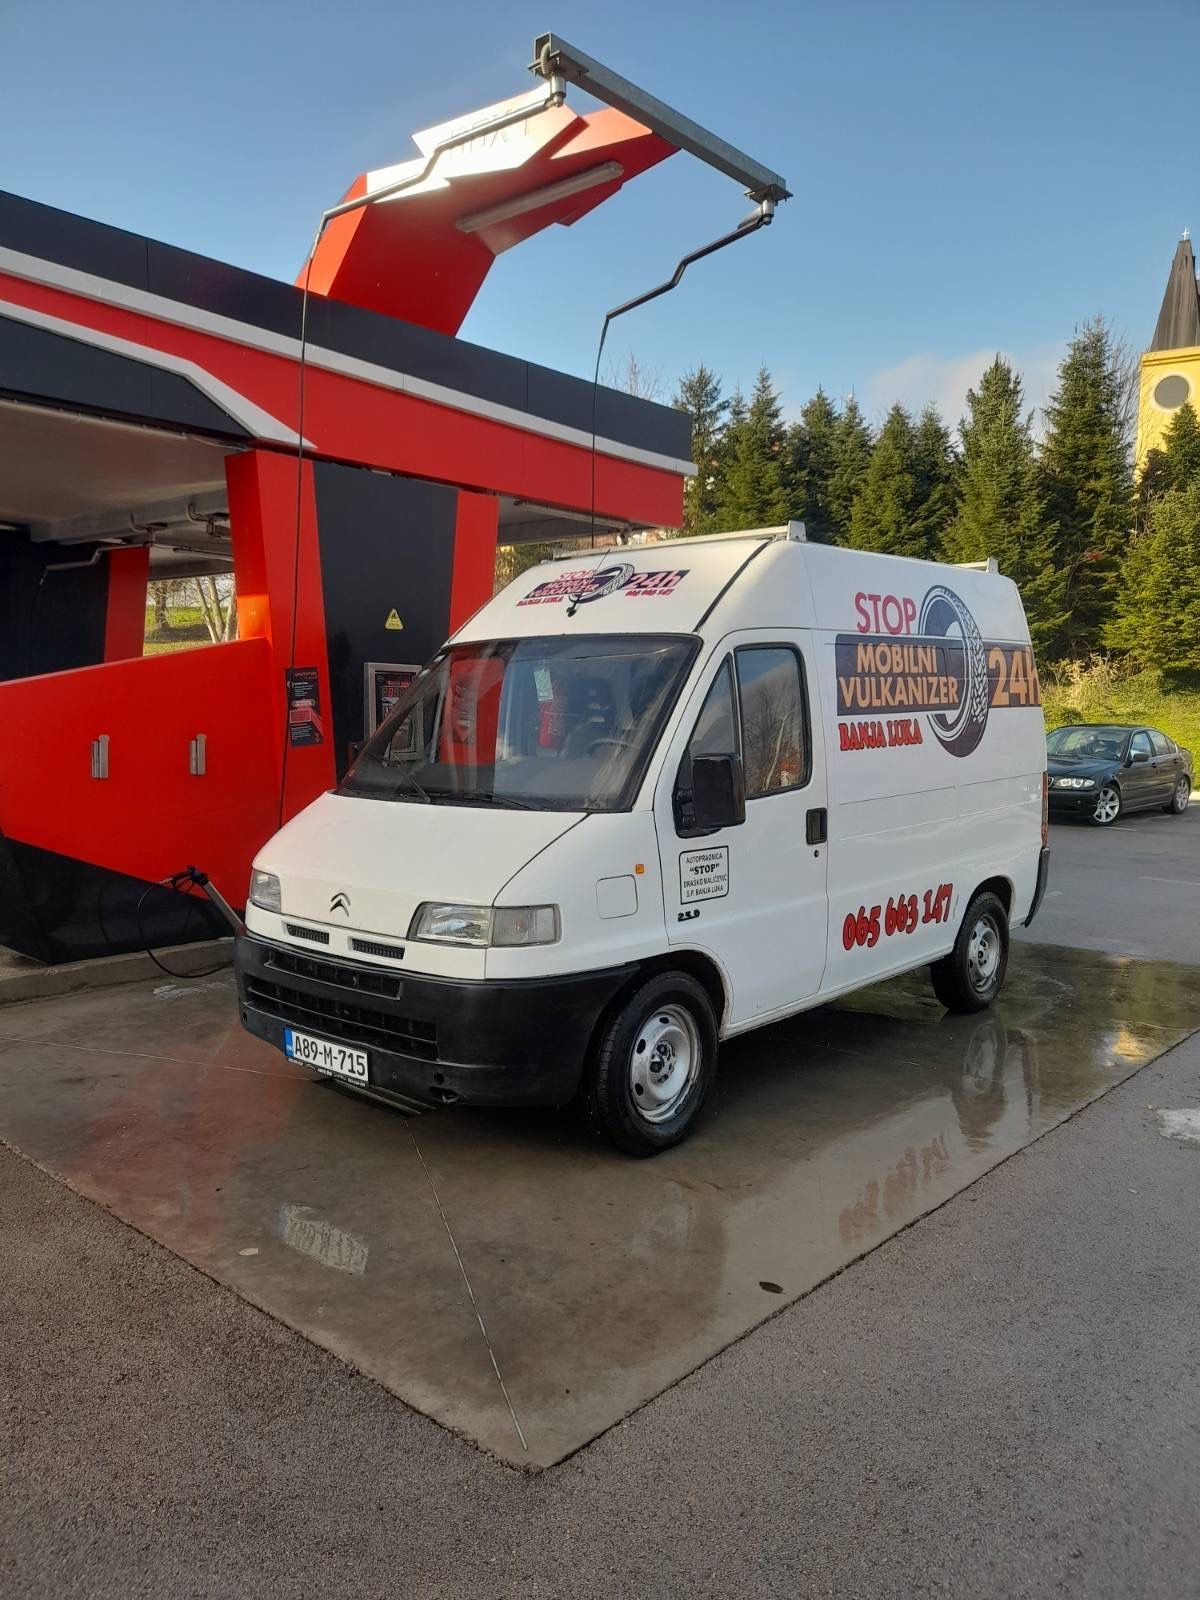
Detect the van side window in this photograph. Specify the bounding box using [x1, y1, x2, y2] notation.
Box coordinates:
[674, 658, 738, 834]
[685, 658, 739, 761]
[735, 646, 809, 798]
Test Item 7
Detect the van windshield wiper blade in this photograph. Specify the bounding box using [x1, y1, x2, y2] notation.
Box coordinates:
[453, 791, 536, 810]
[388, 766, 431, 802]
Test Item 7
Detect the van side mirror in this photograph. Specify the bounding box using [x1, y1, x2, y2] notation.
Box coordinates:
[690, 753, 746, 832]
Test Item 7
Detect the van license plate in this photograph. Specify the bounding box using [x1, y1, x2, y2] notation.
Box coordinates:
[284, 1028, 369, 1084]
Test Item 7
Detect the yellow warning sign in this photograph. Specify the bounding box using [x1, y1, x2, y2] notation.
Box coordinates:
[385, 608, 404, 631]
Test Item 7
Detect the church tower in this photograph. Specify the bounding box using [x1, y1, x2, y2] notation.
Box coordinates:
[1136, 232, 1200, 470]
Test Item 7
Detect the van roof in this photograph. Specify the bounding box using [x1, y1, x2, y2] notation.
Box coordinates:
[456, 528, 1021, 645]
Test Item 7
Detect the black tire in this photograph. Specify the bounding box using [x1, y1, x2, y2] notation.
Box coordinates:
[930, 890, 1010, 1014]
[1088, 783, 1122, 826]
[1164, 775, 1191, 815]
[577, 971, 718, 1157]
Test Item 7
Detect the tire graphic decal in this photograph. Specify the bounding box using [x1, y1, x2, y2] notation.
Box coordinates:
[917, 585, 990, 758]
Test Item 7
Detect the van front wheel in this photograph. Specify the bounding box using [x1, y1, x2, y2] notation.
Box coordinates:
[579, 972, 718, 1156]
[930, 891, 1009, 1013]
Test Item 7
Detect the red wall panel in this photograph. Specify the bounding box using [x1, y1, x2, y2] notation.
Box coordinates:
[226, 450, 337, 826]
[103, 545, 149, 662]
[450, 490, 499, 632]
[0, 640, 280, 904]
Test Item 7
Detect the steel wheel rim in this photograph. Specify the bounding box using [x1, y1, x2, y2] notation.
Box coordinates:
[1176, 778, 1190, 810]
[629, 1004, 701, 1124]
[967, 913, 1002, 993]
[1093, 787, 1120, 823]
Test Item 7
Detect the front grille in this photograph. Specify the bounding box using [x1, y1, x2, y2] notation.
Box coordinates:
[351, 937, 406, 961]
[285, 923, 330, 945]
[265, 944, 401, 998]
[246, 973, 437, 1061]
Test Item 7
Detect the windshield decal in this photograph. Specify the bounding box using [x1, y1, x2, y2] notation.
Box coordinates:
[835, 584, 1040, 759]
[517, 566, 689, 607]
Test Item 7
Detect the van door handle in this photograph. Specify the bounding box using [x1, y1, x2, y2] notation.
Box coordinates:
[806, 807, 827, 846]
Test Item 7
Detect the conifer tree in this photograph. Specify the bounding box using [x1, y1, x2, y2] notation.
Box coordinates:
[848, 404, 940, 559]
[944, 358, 1066, 654]
[911, 403, 959, 553]
[1038, 318, 1134, 657]
[786, 388, 839, 542]
[673, 364, 728, 537]
[1136, 400, 1200, 520]
[1109, 479, 1200, 669]
[716, 366, 789, 530]
[826, 396, 873, 543]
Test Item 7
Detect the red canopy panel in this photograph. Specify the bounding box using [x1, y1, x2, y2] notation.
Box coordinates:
[300, 93, 675, 333]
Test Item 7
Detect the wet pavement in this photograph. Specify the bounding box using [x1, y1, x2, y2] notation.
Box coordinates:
[0, 943, 1196, 1468]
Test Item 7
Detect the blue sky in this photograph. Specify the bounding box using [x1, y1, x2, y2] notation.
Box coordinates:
[5, 0, 1198, 429]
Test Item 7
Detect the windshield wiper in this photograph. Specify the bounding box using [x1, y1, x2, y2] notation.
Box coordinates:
[452, 791, 536, 810]
[389, 767, 431, 803]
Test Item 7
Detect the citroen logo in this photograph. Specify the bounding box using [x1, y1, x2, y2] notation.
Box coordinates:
[329, 891, 351, 916]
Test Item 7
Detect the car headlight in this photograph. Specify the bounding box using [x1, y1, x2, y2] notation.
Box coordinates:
[408, 903, 560, 947]
[1055, 777, 1095, 790]
[249, 869, 282, 913]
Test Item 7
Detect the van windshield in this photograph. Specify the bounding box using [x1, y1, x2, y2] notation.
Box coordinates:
[340, 634, 698, 813]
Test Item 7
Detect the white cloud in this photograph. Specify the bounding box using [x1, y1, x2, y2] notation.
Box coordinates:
[862, 344, 1064, 438]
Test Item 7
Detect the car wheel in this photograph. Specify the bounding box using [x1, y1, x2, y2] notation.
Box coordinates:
[577, 972, 718, 1156]
[1089, 783, 1122, 826]
[930, 890, 1010, 1014]
[1165, 775, 1191, 815]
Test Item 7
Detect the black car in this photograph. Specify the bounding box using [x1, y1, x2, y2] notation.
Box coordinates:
[1046, 724, 1193, 826]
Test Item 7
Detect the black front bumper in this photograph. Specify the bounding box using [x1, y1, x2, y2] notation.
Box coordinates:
[1048, 788, 1098, 816]
[235, 934, 634, 1108]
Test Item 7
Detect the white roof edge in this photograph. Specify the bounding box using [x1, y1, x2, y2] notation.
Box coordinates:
[538, 523, 807, 564]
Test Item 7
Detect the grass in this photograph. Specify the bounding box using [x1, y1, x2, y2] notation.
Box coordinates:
[1042, 658, 1200, 754]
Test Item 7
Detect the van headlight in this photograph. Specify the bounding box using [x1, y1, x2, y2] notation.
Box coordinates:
[409, 903, 560, 947]
[249, 869, 282, 913]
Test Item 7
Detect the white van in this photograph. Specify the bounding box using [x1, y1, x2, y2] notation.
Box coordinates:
[236, 525, 1049, 1155]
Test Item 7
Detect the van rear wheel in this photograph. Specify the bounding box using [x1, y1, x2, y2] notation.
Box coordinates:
[930, 890, 1009, 1013]
[578, 972, 718, 1157]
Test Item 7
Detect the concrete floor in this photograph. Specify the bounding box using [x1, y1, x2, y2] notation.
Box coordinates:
[0, 932, 1196, 1468]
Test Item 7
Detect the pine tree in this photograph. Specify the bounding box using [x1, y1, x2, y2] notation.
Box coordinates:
[1038, 318, 1134, 657]
[911, 403, 959, 554]
[716, 365, 789, 530]
[1136, 400, 1200, 523]
[1109, 480, 1200, 669]
[786, 388, 839, 542]
[826, 396, 873, 543]
[672, 364, 728, 537]
[944, 358, 1066, 655]
[849, 404, 941, 559]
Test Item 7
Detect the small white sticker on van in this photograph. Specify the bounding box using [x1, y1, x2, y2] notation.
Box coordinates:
[679, 846, 729, 902]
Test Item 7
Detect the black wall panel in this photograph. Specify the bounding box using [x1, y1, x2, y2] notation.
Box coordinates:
[312, 463, 457, 775]
[0, 534, 109, 683]
[0, 317, 250, 439]
[0, 833, 226, 963]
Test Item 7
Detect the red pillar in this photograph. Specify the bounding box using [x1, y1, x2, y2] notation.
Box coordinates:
[226, 449, 336, 825]
[449, 490, 499, 632]
[103, 546, 150, 661]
